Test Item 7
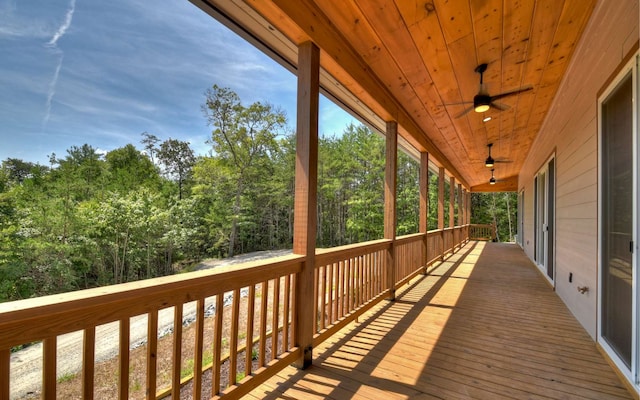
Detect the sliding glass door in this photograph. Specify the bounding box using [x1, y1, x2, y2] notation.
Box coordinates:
[534, 157, 555, 282]
[600, 61, 636, 374]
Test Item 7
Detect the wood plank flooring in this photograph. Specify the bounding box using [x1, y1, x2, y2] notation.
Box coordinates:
[248, 241, 632, 399]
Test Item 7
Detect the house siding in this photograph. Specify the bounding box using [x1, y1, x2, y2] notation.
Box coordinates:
[519, 0, 639, 339]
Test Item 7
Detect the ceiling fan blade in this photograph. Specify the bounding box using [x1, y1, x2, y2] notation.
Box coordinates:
[490, 85, 533, 101]
[490, 102, 510, 111]
[454, 105, 474, 118]
[494, 159, 513, 163]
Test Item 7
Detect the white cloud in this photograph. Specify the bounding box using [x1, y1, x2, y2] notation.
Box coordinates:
[0, 0, 69, 40]
[41, 0, 76, 129]
[46, 0, 76, 47]
[42, 52, 63, 128]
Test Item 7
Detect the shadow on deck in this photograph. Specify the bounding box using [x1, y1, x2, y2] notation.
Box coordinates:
[247, 241, 632, 399]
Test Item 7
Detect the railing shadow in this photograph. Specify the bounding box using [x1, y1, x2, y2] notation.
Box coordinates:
[254, 241, 631, 399]
[255, 241, 481, 399]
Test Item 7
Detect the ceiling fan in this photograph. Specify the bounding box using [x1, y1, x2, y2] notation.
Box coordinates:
[488, 169, 508, 185]
[450, 63, 533, 119]
[484, 143, 512, 167]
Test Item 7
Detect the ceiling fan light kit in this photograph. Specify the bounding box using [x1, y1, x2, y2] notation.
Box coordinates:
[485, 143, 494, 167]
[485, 156, 495, 167]
[489, 168, 496, 185]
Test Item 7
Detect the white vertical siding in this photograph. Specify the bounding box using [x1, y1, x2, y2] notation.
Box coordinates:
[519, 0, 638, 338]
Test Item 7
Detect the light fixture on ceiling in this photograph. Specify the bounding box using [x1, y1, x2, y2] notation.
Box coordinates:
[489, 169, 496, 185]
[485, 143, 495, 167]
[474, 95, 491, 113]
[483, 115, 492, 122]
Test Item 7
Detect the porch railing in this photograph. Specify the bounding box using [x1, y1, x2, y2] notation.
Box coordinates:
[469, 223, 496, 241]
[0, 225, 470, 399]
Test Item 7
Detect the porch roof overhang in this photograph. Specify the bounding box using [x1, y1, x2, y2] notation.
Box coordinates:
[191, 0, 596, 192]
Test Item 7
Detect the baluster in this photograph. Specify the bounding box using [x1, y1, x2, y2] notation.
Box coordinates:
[172, 305, 183, 399]
[245, 284, 255, 377]
[43, 336, 56, 398]
[193, 300, 204, 400]
[327, 262, 334, 324]
[119, 318, 130, 399]
[272, 279, 281, 359]
[230, 289, 240, 385]
[83, 327, 96, 399]
[0, 348, 8, 399]
[282, 276, 291, 351]
[320, 264, 327, 330]
[259, 281, 268, 368]
[147, 310, 158, 399]
[212, 294, 223, 396]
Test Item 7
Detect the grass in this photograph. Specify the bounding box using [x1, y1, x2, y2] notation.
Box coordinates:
[180, 349, 214, 379]
[57, 372, 75, 384]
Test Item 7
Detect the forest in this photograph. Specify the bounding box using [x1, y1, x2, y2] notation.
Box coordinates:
[0, 85, 516, 302]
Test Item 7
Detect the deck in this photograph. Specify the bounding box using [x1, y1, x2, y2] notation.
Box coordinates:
[247, 241, 632, 399]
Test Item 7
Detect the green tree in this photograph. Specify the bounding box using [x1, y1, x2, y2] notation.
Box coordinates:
[471, 192, 517, 242]
[202, 85, 287, 256]
[157, 138, 195, 200]
[105, 144, 160, 192]
[141, 131, 160, 164]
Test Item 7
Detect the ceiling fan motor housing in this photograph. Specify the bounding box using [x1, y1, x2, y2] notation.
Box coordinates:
[474, 93, 491, 111]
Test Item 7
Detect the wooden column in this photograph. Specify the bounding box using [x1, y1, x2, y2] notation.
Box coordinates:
[457, 184, 463, 227]
[456, 183, 463, 249]
[438, 167, 445, 260]
[462, 188, 467, 241]
[462, 188, 467, 225]
[293, 41, 319, 369]
[449, 176, 455, 228]
[385, 121, 398, 300]
[437, 167, 444, 230]
[467, 192, 472, 224]
[419, 152, 429, 273]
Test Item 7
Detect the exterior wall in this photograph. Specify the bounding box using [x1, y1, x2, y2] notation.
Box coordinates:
[519, 0, 638, 339]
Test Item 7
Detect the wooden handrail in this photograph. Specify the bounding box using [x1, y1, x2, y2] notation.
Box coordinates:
[0, 254, 304, 350]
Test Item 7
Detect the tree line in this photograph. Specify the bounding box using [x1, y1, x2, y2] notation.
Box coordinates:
[0, 85, 514, 302]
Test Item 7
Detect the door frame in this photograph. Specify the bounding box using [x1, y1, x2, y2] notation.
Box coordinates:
[517, 189, 524, 248]
[534, 154, 556, 284]
[597, 53, 638, 384]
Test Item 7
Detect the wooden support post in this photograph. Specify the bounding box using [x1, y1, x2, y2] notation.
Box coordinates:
[461, 188, 467, 242]
[449, 176, 455, 229]
[293, 41, 319, 369]
[457, 184, 463, 227]
[419, 152, 429, 274]
[467, 192, 472, 225]
[385, 121, 397, 300]
[460, 189, 465, 226]
[437, 167, 444, 230]
[457, 184, 463, 249]
[438, 167, 445, 260]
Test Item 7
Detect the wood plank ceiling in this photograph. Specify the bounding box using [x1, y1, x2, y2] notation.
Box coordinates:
[197, 0, 597, 191]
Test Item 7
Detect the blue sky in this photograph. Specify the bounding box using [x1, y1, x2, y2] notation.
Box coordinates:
[0, 0, 356, 164]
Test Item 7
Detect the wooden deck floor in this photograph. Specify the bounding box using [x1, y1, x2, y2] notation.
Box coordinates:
[247, 241, 633, 400]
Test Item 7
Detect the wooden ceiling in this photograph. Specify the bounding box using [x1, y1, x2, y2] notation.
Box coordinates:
[195, 0, 597, 191]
